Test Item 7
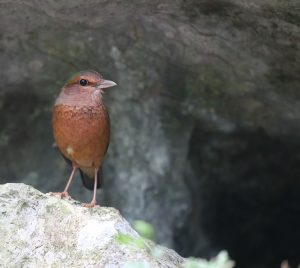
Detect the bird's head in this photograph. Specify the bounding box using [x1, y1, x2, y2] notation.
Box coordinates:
[64, 70, 117, 93]
[56, 70, 117, 106]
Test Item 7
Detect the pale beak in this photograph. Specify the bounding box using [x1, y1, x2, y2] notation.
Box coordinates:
[97, 79, 117, 89]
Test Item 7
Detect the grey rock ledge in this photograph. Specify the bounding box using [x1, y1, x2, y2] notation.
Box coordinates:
[0, 183, 233, 267]
[0, 183, 184, 267]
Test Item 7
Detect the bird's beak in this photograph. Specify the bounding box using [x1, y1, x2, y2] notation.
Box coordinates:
[96, 79, 117, 90]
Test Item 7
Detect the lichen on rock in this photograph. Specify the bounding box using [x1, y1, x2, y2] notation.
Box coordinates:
[0, 183, 234, 267]
[0, 183, 177, 267]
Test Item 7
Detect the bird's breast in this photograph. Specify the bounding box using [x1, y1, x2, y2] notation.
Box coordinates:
[52, 104, 110, 168]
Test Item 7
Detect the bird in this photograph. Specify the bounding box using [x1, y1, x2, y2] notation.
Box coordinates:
[52, 70, 117, 207]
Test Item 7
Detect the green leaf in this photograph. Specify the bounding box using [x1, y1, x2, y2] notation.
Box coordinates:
[115, 233, 135, 245]
[133, 220, 155, 240]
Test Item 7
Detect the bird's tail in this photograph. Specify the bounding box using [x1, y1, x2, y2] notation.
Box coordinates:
[79, 167, 103, 190]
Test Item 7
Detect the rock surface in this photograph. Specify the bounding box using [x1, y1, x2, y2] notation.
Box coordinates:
[0, 183, 184, 267]
[0, 1, 299, 267]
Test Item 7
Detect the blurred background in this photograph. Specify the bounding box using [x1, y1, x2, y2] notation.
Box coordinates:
[0, 0, 299, 267]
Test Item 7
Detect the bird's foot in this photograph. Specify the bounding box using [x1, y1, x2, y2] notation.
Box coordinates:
[83, 201, 99, 208]
[50, 191, 71, 199]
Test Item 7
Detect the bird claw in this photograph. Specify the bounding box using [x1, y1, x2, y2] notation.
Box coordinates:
[50, 192, 71, 199]
[83, 202, 99, 208]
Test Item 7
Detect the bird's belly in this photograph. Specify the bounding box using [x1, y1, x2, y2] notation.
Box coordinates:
[52, 105, 110, 168]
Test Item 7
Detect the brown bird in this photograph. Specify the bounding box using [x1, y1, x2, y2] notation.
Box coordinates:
[52, 70, 116, 207]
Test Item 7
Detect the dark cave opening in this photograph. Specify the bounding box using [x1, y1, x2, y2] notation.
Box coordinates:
[175, 125, 300, 268]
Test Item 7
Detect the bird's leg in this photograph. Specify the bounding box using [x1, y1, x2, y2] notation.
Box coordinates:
[83, 168, 99, 208]
[53, 164, 78, 199]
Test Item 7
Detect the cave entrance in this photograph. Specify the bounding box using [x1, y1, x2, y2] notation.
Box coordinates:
[175, 125, 300, 268]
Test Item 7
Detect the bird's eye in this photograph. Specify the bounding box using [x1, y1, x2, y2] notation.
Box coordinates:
[79, 79, 88, 86]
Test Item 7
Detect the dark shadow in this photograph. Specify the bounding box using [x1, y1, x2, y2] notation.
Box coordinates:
[175, 125, 300, 268]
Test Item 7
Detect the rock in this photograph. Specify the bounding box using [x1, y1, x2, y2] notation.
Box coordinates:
[0, 183, 183, 267]
[0, 183, 234, 268]
[0, 1, 299, 267]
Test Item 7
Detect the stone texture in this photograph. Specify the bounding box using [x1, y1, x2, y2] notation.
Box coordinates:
[0, 183, 235, 268]
[0, 183, 177, 267]
[0, 1, 299, 267]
